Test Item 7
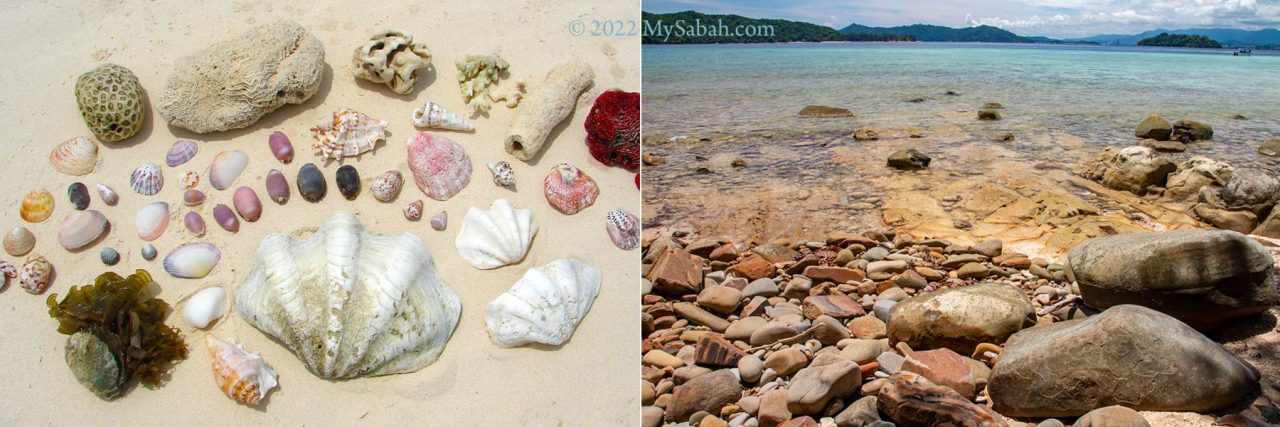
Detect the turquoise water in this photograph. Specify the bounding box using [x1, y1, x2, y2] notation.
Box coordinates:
[642, 42, 1280, 236]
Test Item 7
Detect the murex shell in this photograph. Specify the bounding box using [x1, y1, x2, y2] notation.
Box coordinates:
[543, 163, 599, 215]
[406, 132, 472, 201]
[49, 137, 99, 176]
[311, 108, 388, 160]
[167, 139, 199, 167]
[605, 209, 640, 250]
[487, 161, 515, 187]
[455, 199, 538, 270]
[130, 162, 164, 196]
[485, 259, 602, 347]
[209, 150, 249, 190]
[164, 242, 221, 279]
[21, 189, 55, 223]
[205, 335, 278, 406]
[236, 211, 461, 379]
[58, 210, 110, 251]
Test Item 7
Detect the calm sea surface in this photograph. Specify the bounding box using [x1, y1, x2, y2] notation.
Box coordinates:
[642, 42, 1280, 239]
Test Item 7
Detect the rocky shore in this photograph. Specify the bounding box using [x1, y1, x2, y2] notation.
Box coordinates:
[641, 227, 1280, 426]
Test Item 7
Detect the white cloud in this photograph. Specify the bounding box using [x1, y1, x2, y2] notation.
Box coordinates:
[964, 0, 1279, 37]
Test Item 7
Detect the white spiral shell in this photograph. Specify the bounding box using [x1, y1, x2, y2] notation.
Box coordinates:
[412, 101, 474, 131]
[484, 259, 602, 347]
[454, 199, 538, 269]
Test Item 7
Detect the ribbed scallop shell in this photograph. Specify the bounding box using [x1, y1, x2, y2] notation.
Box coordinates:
[605, 209, 639, 250]
[543, 163, 599, 215]
[130, 162, 164, 195]
[310, 108, 388, 160]
[20, 189, 55, 223]
[166, 139, 199, 167]
[454, 199, 538, 269]
[484, 259, 601, 347]
[49, 137, 99, 176]
[205, 335, 278, 406]
[57, 210, 109, 250]
[406, 132, 472, 201]
[236, 211, 461, 379]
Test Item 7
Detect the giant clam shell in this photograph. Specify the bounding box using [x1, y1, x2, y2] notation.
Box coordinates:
[130, 162, 164, 196]
[605, 209, 639, 250]
[57, 210, 110, 251]
[543, 163, 599, 215]
[20, 189, 55, 223]
[236, 211, 461, 379]
[484, 259, 601, 347]
[310, 108, 388, 160]
[135, 201, 170, 241]
[205, 335, 278, 406]
[19, 254, 52, 294]
[209, 150, 248, 190]
[5, 227, 35, 256]
[49, 137, 99, 176]
[454, 199, 538, 269]
[163, 242, 221, 279]
[166, 139, 199, 167]
[406, 132, 472, 201]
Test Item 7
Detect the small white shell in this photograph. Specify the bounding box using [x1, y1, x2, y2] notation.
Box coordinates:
[49, 137, 99, 176]
[205, 335, 278, 406]
[484, 259, 601, 347]
[371, 170, 404, 202]
[412, 101, 474, 131]
[57, 210, 110, 250]
[4, 227, 35, 256]
[163, 242, 221, 279]
[130, 162, 163, 195]
[455, 199, 538, 269]
[135, 201, 170, 241]
[184, 287, 227, 328]
[487, 161, 515, 186]
[96, 184, 119, 206]
[180, 170, 200, 189]
[209, 150, 249, 190]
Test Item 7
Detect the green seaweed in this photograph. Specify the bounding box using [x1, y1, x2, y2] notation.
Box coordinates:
[46, 269, 188, 398]
[455, 53, 509, 114]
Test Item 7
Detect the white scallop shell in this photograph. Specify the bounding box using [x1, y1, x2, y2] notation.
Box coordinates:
[130, 162, 164, 195]
[184, 287, 226, 328]
[454, 199, 538, 269]
[135, 201, 170, 241]
[163, 242, 221, 279]
[209, 150, 249, 190]
[49, 137, 98, 176]
[4, 227, 35, 256]
[236, 211, 461, 379]
[484, 259, 601, 347]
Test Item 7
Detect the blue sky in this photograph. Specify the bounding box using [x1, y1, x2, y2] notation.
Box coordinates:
[642, 0, 1280, 38]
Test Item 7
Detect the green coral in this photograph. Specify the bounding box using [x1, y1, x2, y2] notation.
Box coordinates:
[75, 63, 145, 142]
[456, 54, 509, 114]
[47, 270, 188, 399]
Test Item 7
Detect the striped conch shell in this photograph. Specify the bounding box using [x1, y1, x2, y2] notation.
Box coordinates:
[205, 335, 278, 406]
[412, 101, 474, 131]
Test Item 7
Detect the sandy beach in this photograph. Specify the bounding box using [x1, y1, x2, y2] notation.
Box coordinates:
[0, 1, 639, 425]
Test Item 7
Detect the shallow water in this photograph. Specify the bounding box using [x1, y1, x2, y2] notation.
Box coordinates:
[642, 42, 1280, 243]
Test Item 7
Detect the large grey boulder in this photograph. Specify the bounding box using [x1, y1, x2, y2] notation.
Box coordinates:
[1216, 168, 1280, 213]
[887, 283, 1033, 356]
[989, 305, 1259, 417]
[1066, 229, 1278, 330]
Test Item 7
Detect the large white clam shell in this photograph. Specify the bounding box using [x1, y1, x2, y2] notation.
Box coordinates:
[49, 137, 99, 176]
[454, 199, 538, 269]
[484, 259, 601, 347]
[236, 211, 461, 379]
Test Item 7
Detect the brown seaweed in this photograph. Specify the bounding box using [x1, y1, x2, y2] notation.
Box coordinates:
[46, 269, 188, 398]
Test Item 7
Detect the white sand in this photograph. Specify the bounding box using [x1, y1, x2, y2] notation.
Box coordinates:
[0, 1, 638, 425]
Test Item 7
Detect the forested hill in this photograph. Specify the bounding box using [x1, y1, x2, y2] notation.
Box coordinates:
[642, 11, 913, 44]
[838, 22, 1031, 43]
[1136, 33, 1224, 48]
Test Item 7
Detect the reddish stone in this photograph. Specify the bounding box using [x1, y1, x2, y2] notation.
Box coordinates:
[778, 417, 819, 427]
[758, 389, 792, 427]
[801, 294, 866, 319]
[728, 254, 774, 281]
[826, 232, 878, 248]
[694, 334, 747, 367]
[803, 266, 867, 284]
[901, 348, 977, 400]
[646, 247, 703, 295]
[709, 243, 739, 262]
[878, 372, 1005, 427]
[785, 255, 819, 274]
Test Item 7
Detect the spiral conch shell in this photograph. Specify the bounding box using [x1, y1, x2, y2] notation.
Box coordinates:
[236, 211, 461, 379]
[412, 101, 474, 131]
[205, 335, 278, 406]
[49, 137, 99, 176]
[485, 259, 601, 347]
[310, 108, 388, 160]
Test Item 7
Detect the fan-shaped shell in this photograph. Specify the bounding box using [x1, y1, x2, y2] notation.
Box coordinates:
[235, 211, 461, 379]
[57, 210, 110, 250]
[167, 139, 199, 167]
[49, 137, 99, 176]
[484, 259, 601, 347]
[130, 162, 164, 195]
[454, 199, 538, 269]
[5, 227, 35, 256]
[406, 132, 472, 201]
[20, 189, 55, 223]
[205, 335, 278, 406]
[543, 163, 599, 215]
[135, 201, 170, 241]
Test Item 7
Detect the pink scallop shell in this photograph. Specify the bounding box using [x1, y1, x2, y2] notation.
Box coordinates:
[406, 132, 472, 201]
[543, 163, 599, 215]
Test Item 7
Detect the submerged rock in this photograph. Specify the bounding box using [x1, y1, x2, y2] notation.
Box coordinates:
[798, 105, 852, 117]
[988, 305, 1259, 417]
[887, 149, 931, 170]
[1080, 146, 1175, 195]
[1172, 118, 1213, 142]
[1135, 114, 1172, 140]
[1066, 229, 1278, 330]
[977, 109, 1001, 120]
[1259, 139, 1280, 157]
[1138, 138, 1185, 152]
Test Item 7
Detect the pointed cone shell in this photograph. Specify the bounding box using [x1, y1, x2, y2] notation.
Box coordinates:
[20, 189, 55, 223]
[57, 210, 110, 251]
[412, 101, 474, 131]
[135, 201, 170, 241]
[455, 199, 538, 269]
[49, 137, 99, 176]
[96, 184, 118, 206]
[166, 139, 199, 167]
[484, 259, 602, 347]
[130, 162, 164, 196]
[407, 132, 472, 201]
[605, 209, 639, 250]
[163, 242, 221, 279]
[543, 163, 599, 215]
[19, 254, 52, 294]
[310, 108, 389, 160]
[236, 211, 462, 379]
[209, 150, 248, 190]
[5, 227, 35, 256]
[205, 335, 278, 406]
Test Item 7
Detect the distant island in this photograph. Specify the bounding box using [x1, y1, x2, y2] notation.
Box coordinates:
[1068, 28, 1279, 48]
[1137, 33, 1223, 48]
[642, 11, 913, 44]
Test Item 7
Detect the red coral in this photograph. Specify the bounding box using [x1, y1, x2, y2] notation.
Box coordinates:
[584, 90, 639, 170]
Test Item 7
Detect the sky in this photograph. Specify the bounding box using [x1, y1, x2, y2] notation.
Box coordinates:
[642, 0, 1280, 38]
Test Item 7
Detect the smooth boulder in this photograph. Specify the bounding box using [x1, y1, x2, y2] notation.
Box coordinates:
[887, 283, 1033, 356]
[989, 305, 1259, 417]
[1135, 114, 1172, 140]
[666, 369, 743, 422]
[798, 105, 853, 117]
[1066, 229, 1278, 330]
[1080, 146, 1175, 195]
[887, 149, 931, 170]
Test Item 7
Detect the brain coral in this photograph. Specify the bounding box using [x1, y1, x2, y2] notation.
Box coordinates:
[157, 20, 325, 133]
[75, 63, 146, 142]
